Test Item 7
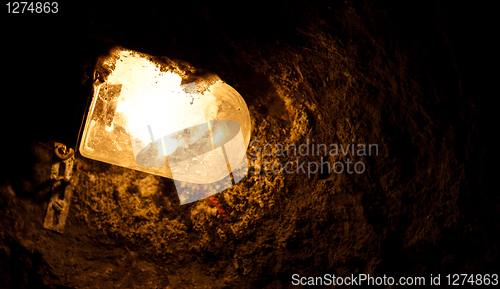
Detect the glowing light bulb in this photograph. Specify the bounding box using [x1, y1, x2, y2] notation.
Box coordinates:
[79, 47, 251, 203]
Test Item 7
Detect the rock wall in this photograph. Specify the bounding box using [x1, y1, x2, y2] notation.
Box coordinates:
[0, 1, 491, 288]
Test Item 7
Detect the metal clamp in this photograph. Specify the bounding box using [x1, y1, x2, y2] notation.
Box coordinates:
[54, 142, 75, 160]
[43, 141, 75, 234]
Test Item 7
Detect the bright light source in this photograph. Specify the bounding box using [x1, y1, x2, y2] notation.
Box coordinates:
[79, 47, 251, 203]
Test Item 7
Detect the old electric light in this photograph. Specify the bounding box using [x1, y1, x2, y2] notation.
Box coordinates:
[79, 47, 251, 203]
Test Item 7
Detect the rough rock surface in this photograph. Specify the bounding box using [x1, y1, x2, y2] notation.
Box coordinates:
[0, 1, 492, 288]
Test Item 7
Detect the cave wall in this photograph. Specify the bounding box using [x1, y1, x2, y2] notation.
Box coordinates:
[0, 1, 492, 288]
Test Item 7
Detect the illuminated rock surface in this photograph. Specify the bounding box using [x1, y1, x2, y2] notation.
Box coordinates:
[0, 1, 492, 288]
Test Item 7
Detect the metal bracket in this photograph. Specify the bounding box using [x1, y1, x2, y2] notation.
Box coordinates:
[43, 142, 75, 234]
[43, 180, 73, 233]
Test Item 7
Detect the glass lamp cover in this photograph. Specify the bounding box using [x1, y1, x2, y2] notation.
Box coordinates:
[79, 47, 251, 195]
